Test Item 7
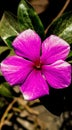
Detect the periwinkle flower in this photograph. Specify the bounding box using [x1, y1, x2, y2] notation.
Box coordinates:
[1, 29, 71, 100]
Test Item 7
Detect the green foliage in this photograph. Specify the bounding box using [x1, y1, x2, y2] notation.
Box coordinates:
[48, 11, 72, 45]
[0, 82, 14, 98]
[0, 12, 19, 48]
[17, 0, 45, 39]
[0, 0, 45, 49]
[48, 11, 72, 62]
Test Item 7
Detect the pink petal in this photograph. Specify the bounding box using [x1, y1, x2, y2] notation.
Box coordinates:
[12, 29, 41, 62]
[20, 70, 49, 100]
[1, 56, 34, 85]
[42, 60, 71, 89]
[41, 35, 70, 64]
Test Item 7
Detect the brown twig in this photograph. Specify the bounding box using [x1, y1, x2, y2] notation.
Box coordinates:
[0, 98, 17, 130]
[12, 107, 21, 113]
[3, 113, 13, 126]
[17, 97, 39, 115]
[45, 0, 70, 34]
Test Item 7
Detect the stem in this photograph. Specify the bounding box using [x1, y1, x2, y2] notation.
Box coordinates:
[45, 0, 70, 34]
[0, 98, 17, 130]
[17, 97, 39, 115]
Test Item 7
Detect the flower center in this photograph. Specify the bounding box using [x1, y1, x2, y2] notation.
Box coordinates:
[34, 59, 41, 70]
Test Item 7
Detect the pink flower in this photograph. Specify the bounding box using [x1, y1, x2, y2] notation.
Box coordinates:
[1, 29, 71, 100]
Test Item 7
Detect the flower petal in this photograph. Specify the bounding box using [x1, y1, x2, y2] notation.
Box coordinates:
[20, 70, 49, 100]
[1, 56, 33, 85]
[41, 35, 70, 64]
[42, 60, 71, 89]
[12, 29, 41, 62]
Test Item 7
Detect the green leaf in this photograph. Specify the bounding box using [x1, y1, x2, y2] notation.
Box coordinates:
[67, 50, 72, 64]
[0, 82, 14, 98]
[68, 51, 72, 58]
[17, 0, 45, 39]
[48, 11, 72, 63]
[0, 12, 19, 48]
[48, 11, 72, 45]
[0, 38, 15, 62]
[0, 100, 5, 108]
